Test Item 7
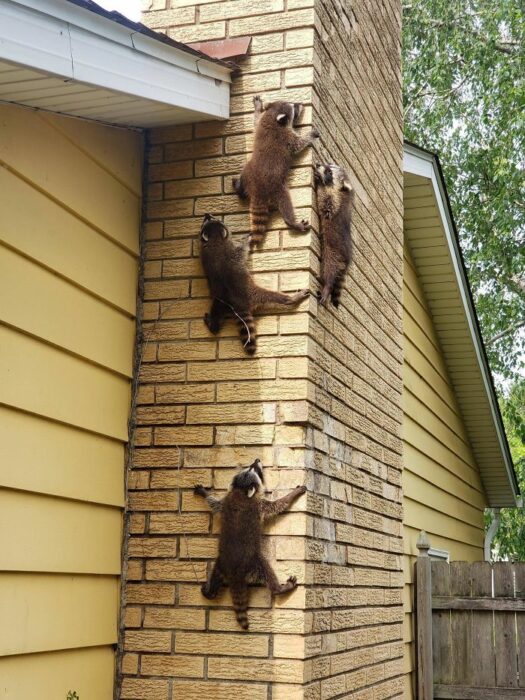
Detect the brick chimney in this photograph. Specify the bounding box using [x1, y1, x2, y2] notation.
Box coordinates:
[119, 0, 405, 698]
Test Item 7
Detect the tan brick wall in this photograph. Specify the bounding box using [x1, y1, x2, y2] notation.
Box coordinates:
[119, 0, 404, 698]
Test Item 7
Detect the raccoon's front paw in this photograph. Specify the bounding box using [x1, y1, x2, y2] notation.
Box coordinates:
[295, 485, 307, 495]
[297, 219, 311, 232]
[287, 576, 298, 588]
[297, 289, 310, 301]
[253, 95, 264, 111]
[310, 128, 320, 139]
[194, 484, 208, 498]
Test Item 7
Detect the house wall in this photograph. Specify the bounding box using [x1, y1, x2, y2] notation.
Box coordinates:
[119, 1, 404, 698]
[402, 242, 487, 697]
[0, 104, 142, 697]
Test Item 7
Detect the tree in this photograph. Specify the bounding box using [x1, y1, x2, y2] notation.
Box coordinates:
[403, 0, 524, 380]
[403, 0, 525, 558]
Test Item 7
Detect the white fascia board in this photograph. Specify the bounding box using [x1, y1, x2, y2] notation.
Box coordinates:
[403, 143, 519, 505]
[0, 0, 231, 120]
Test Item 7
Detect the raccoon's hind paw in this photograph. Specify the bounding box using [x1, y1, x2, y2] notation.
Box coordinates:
[201, 583, 218, 600]
[204, 313, 220, 334]
[287, 576, 298, 588]
[232, 177, 248, 199]
[317, 289, 330, 306]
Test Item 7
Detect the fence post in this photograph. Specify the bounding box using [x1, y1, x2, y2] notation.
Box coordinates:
[416, 530, 433, 699]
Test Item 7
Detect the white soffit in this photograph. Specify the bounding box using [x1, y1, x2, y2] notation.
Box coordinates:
[0, 0, 232, 128]
[403, 142, 519, 508]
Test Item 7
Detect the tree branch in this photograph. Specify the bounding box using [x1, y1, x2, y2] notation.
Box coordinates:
[487, 320, 525, 346]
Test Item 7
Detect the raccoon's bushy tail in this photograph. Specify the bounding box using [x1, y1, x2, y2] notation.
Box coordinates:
[249, 201, 269, 248]
[230, 584, 250, 630]
[237, 311, 256, 355]
[331, 273, 344, 308]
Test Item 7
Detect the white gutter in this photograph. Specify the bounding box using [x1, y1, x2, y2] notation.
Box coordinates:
[0, 0, 231, 122]
[403, 143, 520, 505]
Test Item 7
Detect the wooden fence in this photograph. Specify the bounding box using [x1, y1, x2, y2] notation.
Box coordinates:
[415, 532, 525, 699]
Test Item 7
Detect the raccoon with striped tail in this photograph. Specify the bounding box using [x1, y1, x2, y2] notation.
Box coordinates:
[194, 459, 306, 630]
[314, 163, 355, 308]
[199, 214, 309, 355]
[233, 96, 320, 250]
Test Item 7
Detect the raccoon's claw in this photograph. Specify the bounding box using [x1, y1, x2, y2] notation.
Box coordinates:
[194, 484, 208, 498]
[310, 128, 320, 139]
[317, 289, 330, 306]
[298, 288, 310, 300]
[253, 95, 263, 111]
[296, 485, 307, 494]
[287, 576, 298, 588]
[296, 219, 310, 232]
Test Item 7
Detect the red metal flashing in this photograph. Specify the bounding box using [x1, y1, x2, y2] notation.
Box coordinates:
[188, 36, 252, 60]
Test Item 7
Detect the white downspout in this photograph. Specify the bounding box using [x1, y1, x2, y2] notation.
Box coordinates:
[484, 508, 500, 561]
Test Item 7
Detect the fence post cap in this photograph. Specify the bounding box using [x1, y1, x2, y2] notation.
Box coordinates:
[416, 530, 431, 556]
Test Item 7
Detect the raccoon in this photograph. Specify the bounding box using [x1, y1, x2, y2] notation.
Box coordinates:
[195, 459, 306, 629]
[233, 96, 320, 249]
[199, 213, 309, 354]
[314, 163, 355, 307]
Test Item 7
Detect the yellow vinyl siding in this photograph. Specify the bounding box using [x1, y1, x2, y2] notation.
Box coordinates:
[402, 243, 488, 697]
[0, 103, 141, 697]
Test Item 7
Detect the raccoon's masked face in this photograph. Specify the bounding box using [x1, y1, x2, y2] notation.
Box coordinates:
[232, 459, 264, 498]
[200, 213, 229, 245]
[314, 163, 352, 192]
[263, 100, 303, 127]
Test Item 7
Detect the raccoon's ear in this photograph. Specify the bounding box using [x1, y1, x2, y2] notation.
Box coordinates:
[247, 487, 256, 498]
[220, 225, 229, 240]
[201, 230, 209, 242]
[276, 113, 288, 124]
[341, 180, 352, 192]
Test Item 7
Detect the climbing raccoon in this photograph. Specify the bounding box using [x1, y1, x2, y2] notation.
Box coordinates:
[195, 459, 306, 629]
[199, 213, 309, 354]
[233, 96, 320, 249]
[314, 163, 354, 307]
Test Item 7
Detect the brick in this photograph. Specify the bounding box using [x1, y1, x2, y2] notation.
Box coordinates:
[121, 678, 169, 700]
[128, 538, 178, 558]
[176, 631, 269, 656]
[208, 656, 304, 683]
[187, 402, 276, 424]
[128, 491, 179, 511]
[149, 512, 210, 534]
[209, 609, 306, 633]
[165, 137, 223, 162]
[169, 21, 226, 43]
[201, 0, 283, 21]
[187, 358, 276, 381]
[124, 630, 172, 652]
[136, 405, 185, 425]
[121, 653, 139, 674]
[156, 383, 215, 403]
[150, 467, 211, 488]
[144, 607, 206, 630]
[142, 7, 195, 27]
[125, 584, 175, 605]
[229, 8, 315, 35]
[141, 654, 204, 677]
[171, 681, 267, 700]
[146, 559, 207, 581]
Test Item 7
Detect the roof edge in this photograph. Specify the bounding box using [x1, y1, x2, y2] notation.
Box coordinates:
[403, 141, 520, 504]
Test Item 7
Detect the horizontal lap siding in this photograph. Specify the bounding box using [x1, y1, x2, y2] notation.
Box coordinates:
[402, 243, 487, 697]
[0, 104, 141, 697]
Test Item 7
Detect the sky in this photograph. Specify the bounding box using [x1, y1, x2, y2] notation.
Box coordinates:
[95, 0, 141, 21]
